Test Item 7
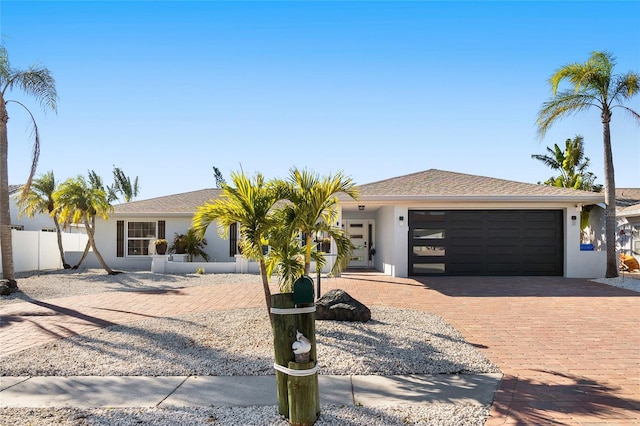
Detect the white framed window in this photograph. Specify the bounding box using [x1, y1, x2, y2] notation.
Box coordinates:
[127, 221, 156, 256]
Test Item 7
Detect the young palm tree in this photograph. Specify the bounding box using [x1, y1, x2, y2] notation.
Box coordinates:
[537, 51, 640, 277]
[277, 168, 359, 277]
[0, 44, 57, 280]
[192, 171, 279, 321]
[182, 228, 210, 262]
[531, 135, 602, 191]
[17, 171, 71, 269]
[53, 175, 118, 275]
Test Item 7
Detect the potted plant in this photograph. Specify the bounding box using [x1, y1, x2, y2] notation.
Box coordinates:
[321, 237, 331, 253]
[154, 239, 168, 255]
[171, 233, 187, 254]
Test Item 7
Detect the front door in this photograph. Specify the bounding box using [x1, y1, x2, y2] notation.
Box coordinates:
[345, 220, 374, 268]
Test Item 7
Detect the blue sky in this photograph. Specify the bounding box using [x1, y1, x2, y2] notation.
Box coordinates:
[2, 1, 639, 200]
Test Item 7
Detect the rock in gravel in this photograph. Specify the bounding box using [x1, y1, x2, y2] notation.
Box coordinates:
[315, 288, 371, 322]
[0, 279, 18, 296]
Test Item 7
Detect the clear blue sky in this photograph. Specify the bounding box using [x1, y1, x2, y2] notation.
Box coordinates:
[2, 1, 639, 200]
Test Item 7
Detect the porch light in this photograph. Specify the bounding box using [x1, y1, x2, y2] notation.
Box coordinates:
[358, 205, 365, 211]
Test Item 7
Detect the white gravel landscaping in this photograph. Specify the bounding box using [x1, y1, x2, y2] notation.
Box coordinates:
[2, 269, 636, 425]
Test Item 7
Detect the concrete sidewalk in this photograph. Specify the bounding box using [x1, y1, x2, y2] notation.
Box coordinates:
[0, 373, 501, 408]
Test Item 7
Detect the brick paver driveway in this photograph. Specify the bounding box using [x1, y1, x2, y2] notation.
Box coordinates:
[1, 272, 639, 424]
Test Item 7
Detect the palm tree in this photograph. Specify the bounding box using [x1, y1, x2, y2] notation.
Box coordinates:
[112, 166, 139, 202]
[182, 227, 210, 262]
[17, 171, 71, 269]
[212, 166, 226, 188]
[53, 175, 118, 275]
[531, 135, 603, 191]
[537, 51, 640, 277]
[264, 216, 306, 293]
[276, 168, 359, 277]
[0, 44, 57, 280]
[192, 171, 279, 321]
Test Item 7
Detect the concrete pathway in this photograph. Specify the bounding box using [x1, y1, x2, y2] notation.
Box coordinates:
[0, 374, 501, 409]
[1, 273, 639, 424]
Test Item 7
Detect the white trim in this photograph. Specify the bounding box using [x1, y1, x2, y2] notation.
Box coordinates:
[270, 306, 316, 315]
[273, 362, 318, 376]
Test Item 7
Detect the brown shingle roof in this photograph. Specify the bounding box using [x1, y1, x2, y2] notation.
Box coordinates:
[616, 188, 640, 208]
[114, 169, 609, 215]
[113, 188, 222, 215]
[9, 184, 22, 195]
[352, 169, 604, 201]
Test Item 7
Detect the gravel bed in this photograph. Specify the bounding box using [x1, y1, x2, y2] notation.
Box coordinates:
[2, 269, 263, 304]
[591, 275, 640, 293]
[1, 269, 499, 424]
[0, 404, 489, 426]
[0, 306, 499, 377]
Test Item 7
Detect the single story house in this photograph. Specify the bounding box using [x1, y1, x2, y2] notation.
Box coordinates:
[89, 169, 611, 278]
[616, 188, 640, 259]
[8, 184, 85, 233]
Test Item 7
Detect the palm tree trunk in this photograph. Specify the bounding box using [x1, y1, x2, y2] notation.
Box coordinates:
[304, 235, 313, 275]
[602, 117, 618, 278]
[73, 239, 91, 269]
[52, 215, 70, 269]
[83, 215, 116, 275]
[258, 258, 273, 325]
[0, 96, 15, 281]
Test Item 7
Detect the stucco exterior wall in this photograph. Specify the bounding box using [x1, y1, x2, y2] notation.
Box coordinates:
[346, 201, 608, 279]
[91, 215, 234, 271]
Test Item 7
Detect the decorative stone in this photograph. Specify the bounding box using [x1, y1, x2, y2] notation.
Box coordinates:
[0, 283, 11, 296]
[315, 289, 371, 322]
[0, 279, 18, 296]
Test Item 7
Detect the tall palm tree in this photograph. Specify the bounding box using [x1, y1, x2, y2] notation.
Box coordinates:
[0, 44, 57, 280]
[531, 135, 603, 191]
[537, 51, 640, 277]
[53, 175, 118, 275]
[277, 168, 359, 277]
[17, 170, 71, 269]
[192, 171, 279, 321]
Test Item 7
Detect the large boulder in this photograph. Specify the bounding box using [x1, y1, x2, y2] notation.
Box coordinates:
[315, 289, 371, 322]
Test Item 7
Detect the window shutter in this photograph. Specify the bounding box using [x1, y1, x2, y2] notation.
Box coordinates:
[229, 222, 237, 256]
[116, 220, 124, 257]
[158, 220, 166, 239]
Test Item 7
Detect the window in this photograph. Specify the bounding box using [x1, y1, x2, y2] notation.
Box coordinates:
[10, 225, 24, 231]
[413, 246, 445, 256]
[127, 222, 156, 256]
[413, 263, 446, 274]
[413, 228, 445, 239]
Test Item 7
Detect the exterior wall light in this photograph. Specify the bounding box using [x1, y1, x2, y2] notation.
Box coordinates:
[358, 205, 365, 211]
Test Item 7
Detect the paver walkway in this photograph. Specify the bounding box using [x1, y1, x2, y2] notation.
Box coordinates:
[1, 272, 639, 425]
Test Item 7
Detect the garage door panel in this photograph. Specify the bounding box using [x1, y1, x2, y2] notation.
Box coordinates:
[409, 209, 563, 276]
[524, 229, 560, 239]
[486, 245, 522, 255]
[449, 229, 484, 238]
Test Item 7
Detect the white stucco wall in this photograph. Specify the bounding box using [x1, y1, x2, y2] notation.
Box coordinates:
[91, 215, 235, 271]
[10, 194, 55, 231]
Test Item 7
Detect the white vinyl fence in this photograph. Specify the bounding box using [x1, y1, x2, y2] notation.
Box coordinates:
[0, 229, 89, 274]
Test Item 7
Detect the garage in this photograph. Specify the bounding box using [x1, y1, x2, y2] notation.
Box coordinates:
[408, 210, 564, 276]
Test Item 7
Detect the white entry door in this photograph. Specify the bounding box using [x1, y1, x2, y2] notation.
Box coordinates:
[344, 220, 374, 268]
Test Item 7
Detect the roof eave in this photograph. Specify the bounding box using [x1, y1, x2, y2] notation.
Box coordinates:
[343, 195, 606, 204]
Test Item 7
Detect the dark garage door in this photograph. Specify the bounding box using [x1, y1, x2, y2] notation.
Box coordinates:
[408, 210, 564, 276]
